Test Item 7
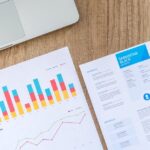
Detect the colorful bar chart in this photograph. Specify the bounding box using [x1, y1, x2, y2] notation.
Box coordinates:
[69, 83, 77, 97]
[0, 73, 77, 123]
[33, 79, 47, 107]
[57, 74, 69, 100]
[0, 101, 9, 120]
[50, 79, 62, 102]
[27, 84, 39, 110]
[2, 86, 17, 118]
[12, 90, 24, 115]
[25, 103, 32, 112]
[45, 88, 54, 105]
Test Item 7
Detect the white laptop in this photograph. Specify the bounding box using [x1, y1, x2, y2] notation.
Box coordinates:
[0, 0, 79, 50]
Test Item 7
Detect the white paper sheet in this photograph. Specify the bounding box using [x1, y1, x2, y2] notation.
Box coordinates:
[0, 47, 103, 150]
[80, 42, 150, 150]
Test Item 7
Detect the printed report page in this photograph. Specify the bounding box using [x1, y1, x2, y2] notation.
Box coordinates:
[0, 47, 103, 150]
[80, 42, 150, 150]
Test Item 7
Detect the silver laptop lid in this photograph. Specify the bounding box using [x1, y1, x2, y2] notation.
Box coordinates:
[0, 0, 79, 50]
[0, 0, 25, 46]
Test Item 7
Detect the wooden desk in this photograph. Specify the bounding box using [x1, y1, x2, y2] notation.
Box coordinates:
[0, 0, 150, 149]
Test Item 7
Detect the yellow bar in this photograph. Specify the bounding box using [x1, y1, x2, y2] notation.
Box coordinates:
[33, 101, 39, 110]
[49, 100, 54, 105]
[63, 90, 69, 99]
[0, 118, 2, 123]
[11, 112, 17, 118]
[41, 100, 47, 107]
[26, 108, 32, 113]
[71, 92, 77, 97]
[54, 91, 61, 102]
[4, 115, 9, 120]
[16, 102, 24, 115]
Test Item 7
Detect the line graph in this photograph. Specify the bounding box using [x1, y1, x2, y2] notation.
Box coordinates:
[15, 112, 86, 150]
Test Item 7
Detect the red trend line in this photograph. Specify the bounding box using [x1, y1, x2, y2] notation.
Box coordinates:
[18, 114, 86, 150]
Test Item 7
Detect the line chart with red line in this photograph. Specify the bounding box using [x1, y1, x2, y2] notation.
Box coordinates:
[15, 112, 86, 150]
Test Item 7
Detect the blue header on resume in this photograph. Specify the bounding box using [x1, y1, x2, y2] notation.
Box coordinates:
[116, 44, 150, 69]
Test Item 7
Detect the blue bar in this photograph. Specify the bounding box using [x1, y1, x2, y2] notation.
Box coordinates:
[57, 74, 64, 83]
[33, 79, 43, 95]
[12, 90, 18, 96]
[2, 86, 8, 92]
[69, 83, 74, 89]
[45, 88, 52, 97]
[116, 44, 150, 69]
[0, 101, 7, 113]
[27, 84, 34, 94]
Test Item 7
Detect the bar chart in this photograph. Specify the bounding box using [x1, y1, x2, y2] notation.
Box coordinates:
[0, 73, 77, 122]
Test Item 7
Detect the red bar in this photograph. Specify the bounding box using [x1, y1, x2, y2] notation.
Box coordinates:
[14, 95, 20, 103]
[60, 82, 67, 91]
[25, 103, 30, 108]
[39, 94, 44, 100]
[70, 88, 75, 93]
[3, 111, 8, 116]
[30, 92, 36, 102]
[50, 80, 58, 91]
[48, 96, 53, 100]
[4, 91, 15, 113]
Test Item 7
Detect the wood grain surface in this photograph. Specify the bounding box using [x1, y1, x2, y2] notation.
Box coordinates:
[1, 0, 150, 149]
